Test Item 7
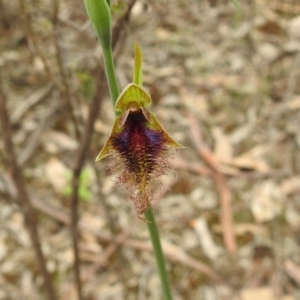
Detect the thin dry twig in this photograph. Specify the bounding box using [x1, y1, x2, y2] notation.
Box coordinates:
[11, 83, 54, 125]
[112, 0, 137, 49]
[48, 0, 83, 297]
[70, 68, 105, 300]
[1, 170, 224, 292]
[18, 104, 61, 166]
[18, 0, 63, 91]
[68, 2, 137, 298]
[187, 111, 237, 254]
[52, 0, 81, 140]
[171, 158, 212, 176]
[0, 77, 57, 300]
[35, 180, 221, 283]
[283, 51, 300, 102]
[59, 220, 138, 300]
[284, 260, 300, 286]
[19, 0, 80, 142]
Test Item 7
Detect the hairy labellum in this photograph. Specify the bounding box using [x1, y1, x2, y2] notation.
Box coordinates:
[111, 110, 170, 216]
[96, 84, 183, 219]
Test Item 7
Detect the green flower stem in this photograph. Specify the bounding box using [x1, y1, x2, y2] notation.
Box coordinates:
[85, 0, 173, 298]
[102, 19, 172, 300]
[102, 46, 119, 107]
[103, 45, 173, 300]
[145, 208, 173, 300]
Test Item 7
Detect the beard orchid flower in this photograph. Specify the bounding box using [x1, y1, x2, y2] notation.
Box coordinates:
[96, 43, 184, 219]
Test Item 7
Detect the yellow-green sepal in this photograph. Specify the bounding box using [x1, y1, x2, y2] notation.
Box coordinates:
[147, 111, 185, 149]
[95, 117, 121, 161]
[114, 83, 152, 113]
[133, 42, 143, 86]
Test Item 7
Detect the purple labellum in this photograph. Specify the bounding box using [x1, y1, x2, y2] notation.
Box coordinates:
[95, 84, 184, 219]
[95, 46, 184, 219]
[110, 110, 170, 218]
[113, 111, 164, 173]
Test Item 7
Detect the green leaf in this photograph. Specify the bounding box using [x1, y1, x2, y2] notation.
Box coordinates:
[77, 71, 96, 99]
[63, 185, 72, 197]
[114, 83, 152, 112]
[84, 0, 112, 48]
[62, 169, 91, 201]
[230, 0, 240, 9]
[79, 187, 91, 202]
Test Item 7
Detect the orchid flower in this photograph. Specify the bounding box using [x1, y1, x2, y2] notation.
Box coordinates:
[96, 43, 184, 218]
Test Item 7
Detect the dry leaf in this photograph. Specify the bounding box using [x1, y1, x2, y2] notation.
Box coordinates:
[241, 287, 294, 300]
[45, 157, 69, 193]
[287, 96, 300, 110]
[229, 145, 270, 173]
[212, 126, 233, 163]
[285, 205, 300, 228]
[230, 108, 256, 145]
[287, 15, 300, 38]
[284, 260, 300, 286]
[213, 223, 268, 238]
[280, 176, 300, 195]
[181, 91, 208, 116]
[42, 131, 78, 154]
[251, 181, 284, 223]
[191, 217, 222, 260]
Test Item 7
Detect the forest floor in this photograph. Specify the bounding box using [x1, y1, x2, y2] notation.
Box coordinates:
[1, 0, 300, 299]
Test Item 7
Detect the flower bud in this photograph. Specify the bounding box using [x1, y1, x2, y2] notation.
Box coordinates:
[84, 0, 111, 48]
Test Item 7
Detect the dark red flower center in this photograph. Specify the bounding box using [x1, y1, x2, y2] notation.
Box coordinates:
[112, 110, 165, 182]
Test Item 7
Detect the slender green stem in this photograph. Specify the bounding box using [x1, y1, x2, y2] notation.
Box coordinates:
[102, 39, 173, 300]
[102, 46, 119, 106]
[230, 0, 239, 8]
[145, 208, 173, 300]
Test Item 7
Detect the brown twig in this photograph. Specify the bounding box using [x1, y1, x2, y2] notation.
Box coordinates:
[170, 158, 212, 176]
[0, 77, 56, 299]
[18, 0, 63, 91]
[70, 67, 105, 300]
[112, 0, 136, 49]
[18, 104, 61, 167]
[11, 83, 54, 125]
[51, 0, 81, 140]
[49, 0, 83, 298]
[19, 0, 80, 142]
[187, 111, 237, 254]
[68, 2, 137, 298]
[59, 220, 138, 300]
[0, 172, 224, 285]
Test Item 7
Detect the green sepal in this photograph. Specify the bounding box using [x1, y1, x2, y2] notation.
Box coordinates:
[133, 42, 143, 86]
[95, 107, 184, 162]
[114, 83, 152, 112]
[147, 111, 185, 149]
[95, 117, 121, 161]
[84, 0, 112, 48]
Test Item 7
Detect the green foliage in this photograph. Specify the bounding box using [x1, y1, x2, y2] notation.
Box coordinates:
[233, 9, 243, 27]
[110, 1, 126, 16]
[230, 0, 240, 9]
[84, 0, 112, 48]
[35, 18, 52, 34]
[76, 71, 96, 99]
[63, 169, 91, 202]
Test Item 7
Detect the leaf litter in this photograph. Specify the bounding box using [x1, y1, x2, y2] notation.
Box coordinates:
[1, 0, 300, 299]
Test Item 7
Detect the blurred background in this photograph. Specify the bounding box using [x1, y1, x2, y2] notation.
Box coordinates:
[0, 0, 300, 299]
